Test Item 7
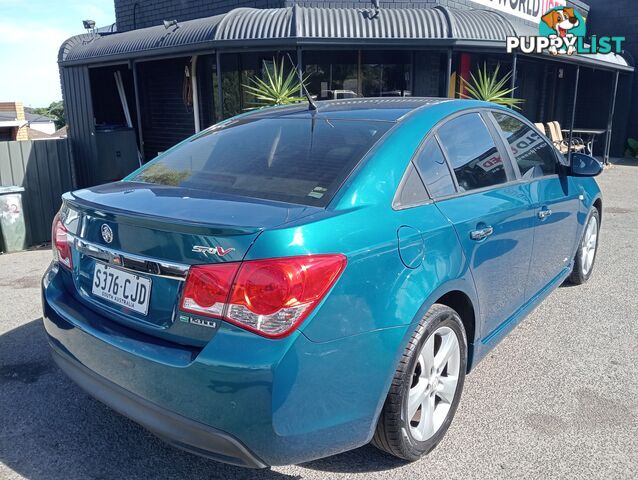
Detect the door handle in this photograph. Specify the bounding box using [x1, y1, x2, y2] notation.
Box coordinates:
[470, 226, 494, 241]
[538, 209, 553, 220]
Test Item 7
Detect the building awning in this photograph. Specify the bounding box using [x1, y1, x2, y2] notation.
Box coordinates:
[58, 6, 633, 72]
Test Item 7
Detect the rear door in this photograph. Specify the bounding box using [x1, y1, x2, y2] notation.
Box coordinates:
[489, 111, 580, 298]
[430, 112, 536, 341]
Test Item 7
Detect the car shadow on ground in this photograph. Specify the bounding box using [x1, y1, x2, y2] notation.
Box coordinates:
[0, 319, 407, 479]
[0, 319, 299, 480]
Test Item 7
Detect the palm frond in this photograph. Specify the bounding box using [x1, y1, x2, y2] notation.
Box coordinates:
[461, 63, 525, 110]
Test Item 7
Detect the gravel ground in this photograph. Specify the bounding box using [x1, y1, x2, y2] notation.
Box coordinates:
[1, 161, 637, 480]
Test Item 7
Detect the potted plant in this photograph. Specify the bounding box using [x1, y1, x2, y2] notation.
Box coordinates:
[461, 63, 524, 110]
[243, 58, 308, 108]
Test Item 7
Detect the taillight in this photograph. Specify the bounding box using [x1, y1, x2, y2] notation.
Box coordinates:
[181, 263, 239, 318]
[180, 254, 347, 339]
[52, 213, 73, 269]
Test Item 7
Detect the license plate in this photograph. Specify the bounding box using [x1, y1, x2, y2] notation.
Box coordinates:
[91, 262, 152, 315]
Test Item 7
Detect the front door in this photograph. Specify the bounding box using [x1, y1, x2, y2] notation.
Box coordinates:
[490, 111, 580, 298]
[434, 112, 536, 340]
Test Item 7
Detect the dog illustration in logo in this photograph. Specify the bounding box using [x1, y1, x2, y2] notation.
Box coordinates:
[542, 7, 580, 56]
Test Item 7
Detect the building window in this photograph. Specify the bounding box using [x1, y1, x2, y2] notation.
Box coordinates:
[197, 55, 219, 128]
[361, 51, 411, 97]
[217, 52, 297, 119]
[304, 51, 359, 100]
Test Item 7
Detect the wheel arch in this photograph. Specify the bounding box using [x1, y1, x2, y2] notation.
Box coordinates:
[407, 279, 481, 373]
[435, 290, 477, 371]
[593, 196, 603, 224]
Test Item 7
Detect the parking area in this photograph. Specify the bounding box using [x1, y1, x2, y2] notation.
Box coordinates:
[1, 161, 637, 480]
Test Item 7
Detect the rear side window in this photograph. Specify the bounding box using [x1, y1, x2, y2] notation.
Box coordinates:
[413, 138, 456, 198]
[397, 163, 429, 207]
[492, 112, 558, 178]
[130, 117, 392, 207]
[437, 113, 508, 192]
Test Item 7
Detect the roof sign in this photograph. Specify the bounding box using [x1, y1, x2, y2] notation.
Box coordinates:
[468, 0, 566, 24]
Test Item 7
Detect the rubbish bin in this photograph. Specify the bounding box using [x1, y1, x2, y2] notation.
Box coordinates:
[0, 186, 27, 253]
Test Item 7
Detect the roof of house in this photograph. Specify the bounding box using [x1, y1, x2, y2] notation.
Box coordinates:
[27, 127, 55, 140]
[0, 111, 19, 121]
[54, 126, 68, 137]
[25, 112, 55, 123]
[58, 6, 632, 72]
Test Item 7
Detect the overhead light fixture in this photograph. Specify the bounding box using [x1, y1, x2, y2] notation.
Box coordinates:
[82, 19, 96, 32]
[163, 19, 179, 30]
[367, 0, 380, 19]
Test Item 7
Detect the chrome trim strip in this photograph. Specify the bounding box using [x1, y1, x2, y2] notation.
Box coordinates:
[73, 237, 190, 280]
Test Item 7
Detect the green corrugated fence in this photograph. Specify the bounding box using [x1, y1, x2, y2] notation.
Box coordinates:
[0, 139, 75, 248]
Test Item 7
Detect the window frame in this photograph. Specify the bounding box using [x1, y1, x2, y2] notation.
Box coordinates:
[392, 107, 521, 211]
[484, 109, 564, 182]
[392, 107, 565, 211]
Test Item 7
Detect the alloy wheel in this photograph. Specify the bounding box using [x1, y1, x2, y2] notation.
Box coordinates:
[407, 326, 461, 442]
[581, 215, 598, 276]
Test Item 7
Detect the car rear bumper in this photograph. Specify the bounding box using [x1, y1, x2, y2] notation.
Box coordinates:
[42, 263, 409, 466]
[49, 343, 267, 468]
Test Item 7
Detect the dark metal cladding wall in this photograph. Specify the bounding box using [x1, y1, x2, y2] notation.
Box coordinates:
[137, 58, 196, 162]
[588, 0, 638, 143]
[60, 65, 97, 188]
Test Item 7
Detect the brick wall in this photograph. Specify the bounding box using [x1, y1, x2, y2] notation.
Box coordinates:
[0, 102, 28, 141]
[114, 0, 282, 32]
[114, 0, 589, 32]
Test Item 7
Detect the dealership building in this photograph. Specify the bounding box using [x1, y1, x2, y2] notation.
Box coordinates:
[58, 0, 634, 188]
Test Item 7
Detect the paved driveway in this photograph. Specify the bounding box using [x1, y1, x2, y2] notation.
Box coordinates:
[1, 161, 637, 480]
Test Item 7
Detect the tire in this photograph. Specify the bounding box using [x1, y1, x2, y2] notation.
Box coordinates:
[568, 207, 600, 285]
[372, 304, 467, 461]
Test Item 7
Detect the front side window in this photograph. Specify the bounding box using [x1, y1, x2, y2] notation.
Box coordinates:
[413, 138, 456, 198]
[129, 117, 391, 207]
[437, 113, 509, 192]
[492, 112, 558, 179]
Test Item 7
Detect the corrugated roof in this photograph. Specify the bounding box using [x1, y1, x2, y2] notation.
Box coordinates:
[216, 7, 292, 40]
[59, 15, 224, 63]
[295, 7, 449, 39]
[58, 6, 632, 71]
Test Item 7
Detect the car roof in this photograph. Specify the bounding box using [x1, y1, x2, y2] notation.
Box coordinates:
[240, 97, 459, 123]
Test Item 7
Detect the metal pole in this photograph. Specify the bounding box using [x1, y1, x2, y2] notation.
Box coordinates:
[131, 61, 145, 164]
[511, 53, 518, 101]
[296, 47, 303, 97]
[216, 51, 223, 121]
[568, 65, 580, 162]
[604, 70, 620, 165]
[191, 55, 201, 133]
[445, 48, 453, 98]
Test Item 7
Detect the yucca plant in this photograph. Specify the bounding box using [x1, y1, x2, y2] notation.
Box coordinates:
[461, 63, 524, 110]
[625, 138, 638, 159]
[243, 58, 308, 109]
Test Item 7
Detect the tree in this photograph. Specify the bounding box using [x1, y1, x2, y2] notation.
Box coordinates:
[31, 101, 65, 130]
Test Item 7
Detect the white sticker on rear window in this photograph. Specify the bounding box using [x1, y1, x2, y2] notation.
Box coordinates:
[308, 186, 327, 199]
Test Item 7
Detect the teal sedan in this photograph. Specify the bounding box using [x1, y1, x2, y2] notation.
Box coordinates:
[42, 98, 603, 467]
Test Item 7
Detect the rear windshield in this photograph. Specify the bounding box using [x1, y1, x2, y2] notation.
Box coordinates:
[129, 117, 392, 206]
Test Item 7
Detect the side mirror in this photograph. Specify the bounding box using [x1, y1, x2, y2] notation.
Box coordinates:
[570, 153, 603, 177]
